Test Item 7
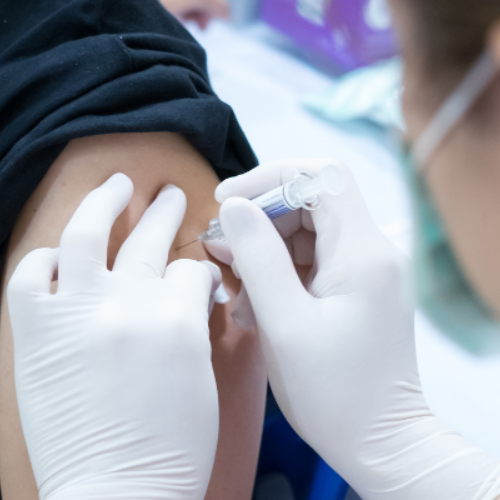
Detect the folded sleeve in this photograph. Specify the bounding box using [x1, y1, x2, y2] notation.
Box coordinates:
[0, 0, 257, 272]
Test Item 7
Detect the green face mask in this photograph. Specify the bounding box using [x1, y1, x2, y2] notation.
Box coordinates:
[404, 53, 500, 355]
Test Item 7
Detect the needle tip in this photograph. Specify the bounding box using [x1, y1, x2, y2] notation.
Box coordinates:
[175, 239, 199, 251]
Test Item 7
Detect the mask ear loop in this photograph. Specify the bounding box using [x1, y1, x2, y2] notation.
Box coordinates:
[413, 53, 498, 171]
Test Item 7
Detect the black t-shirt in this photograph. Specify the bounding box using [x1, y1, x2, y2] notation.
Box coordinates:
[0, 0, 258, 276]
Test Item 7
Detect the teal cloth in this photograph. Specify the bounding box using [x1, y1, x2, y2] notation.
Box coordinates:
[403, 148, 500, 355]
[304, 58, 403, 130]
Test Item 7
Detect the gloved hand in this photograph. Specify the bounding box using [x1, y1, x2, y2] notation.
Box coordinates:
[213, 159, 500, 500]
[8, 174, 221, 500]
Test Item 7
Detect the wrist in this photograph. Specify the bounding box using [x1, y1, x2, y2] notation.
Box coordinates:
[41, 475, 210, 500]
[352, 416, 500, 500]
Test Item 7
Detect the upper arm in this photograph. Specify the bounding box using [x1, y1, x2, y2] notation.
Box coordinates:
[0, 132, 266, 500]
[4, 132, 221, 268]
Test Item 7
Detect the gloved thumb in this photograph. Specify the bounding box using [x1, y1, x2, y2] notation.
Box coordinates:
[7, 248, 59, 340]
[220, 197, 307, 324]
[8, 247, 59, 301]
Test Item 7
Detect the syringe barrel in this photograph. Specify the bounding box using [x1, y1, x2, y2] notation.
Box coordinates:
[296, 177, 324, 201]
[296, 164, 345, 200]
[198, 165, 344, 242]
[199, 184, 296, 242]
[251, 184, 296, 220]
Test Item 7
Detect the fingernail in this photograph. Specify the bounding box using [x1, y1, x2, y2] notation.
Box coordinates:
[213, 283, 230, 304]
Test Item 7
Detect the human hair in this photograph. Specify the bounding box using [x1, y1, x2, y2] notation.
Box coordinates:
[409, 0, 500, 72]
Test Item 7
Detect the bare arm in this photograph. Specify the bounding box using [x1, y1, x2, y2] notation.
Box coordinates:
[0, 132, 266, 500]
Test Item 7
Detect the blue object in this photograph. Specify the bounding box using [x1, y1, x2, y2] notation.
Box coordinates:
[309, 457, 349, 500]
[255, 389, 349, 500]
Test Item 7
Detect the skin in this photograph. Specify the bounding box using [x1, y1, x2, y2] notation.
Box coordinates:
[159, 0, 230, 29]
[0, 132, 267, 500]
[389, 0, 500, 319]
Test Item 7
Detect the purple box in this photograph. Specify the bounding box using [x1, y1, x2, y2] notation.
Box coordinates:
[261, 0, 398, 69]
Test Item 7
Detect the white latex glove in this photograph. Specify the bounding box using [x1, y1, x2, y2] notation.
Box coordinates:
[8, 174, 221, 500]
[213, 159, 500, 500]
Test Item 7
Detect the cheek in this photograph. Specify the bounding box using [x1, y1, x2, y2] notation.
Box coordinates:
[426, 136, 500, 317]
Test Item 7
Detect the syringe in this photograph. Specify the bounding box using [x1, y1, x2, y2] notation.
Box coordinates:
[177, 164, 345, 248]
[197, 165, 345, 241]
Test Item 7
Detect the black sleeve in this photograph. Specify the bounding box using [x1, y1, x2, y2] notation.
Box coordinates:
[0, 0, 258, 274]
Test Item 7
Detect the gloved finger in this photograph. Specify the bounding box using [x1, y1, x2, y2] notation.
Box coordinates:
[309, 163, 378, 296]
[220, 197, 307, 322]
[58, 174, 133, 293]
[207, 160, 335, 267]
[7, 248, 59, 303]
[163, 259, 222, 315]
[215, 158, 336, 203]
[203, 238, 234, 266]
[225, 224, 315, 267]
[113, 185, 186, 278]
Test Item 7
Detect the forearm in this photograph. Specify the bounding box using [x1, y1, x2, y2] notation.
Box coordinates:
[0, 132, 266, 500]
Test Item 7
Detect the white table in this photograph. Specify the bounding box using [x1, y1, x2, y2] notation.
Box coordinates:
[190, 21, 500, 458]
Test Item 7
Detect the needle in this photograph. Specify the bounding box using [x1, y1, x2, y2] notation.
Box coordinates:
[175, 239, 199, 251]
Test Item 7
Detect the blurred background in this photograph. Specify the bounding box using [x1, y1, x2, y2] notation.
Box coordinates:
[183, 1, 500, 498]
